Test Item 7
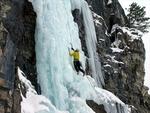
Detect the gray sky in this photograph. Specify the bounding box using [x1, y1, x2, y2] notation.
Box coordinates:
[119, 0, 150, 93]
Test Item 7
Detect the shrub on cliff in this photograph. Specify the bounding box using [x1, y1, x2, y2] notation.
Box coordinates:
[127, 2, 150, 33]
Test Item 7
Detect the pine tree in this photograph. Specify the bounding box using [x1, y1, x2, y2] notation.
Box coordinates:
[127, 2, 150, 33]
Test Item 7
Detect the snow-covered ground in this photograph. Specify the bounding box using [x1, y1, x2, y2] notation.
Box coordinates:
[119, 0, 150, 94]
[18, 67, 130, 113]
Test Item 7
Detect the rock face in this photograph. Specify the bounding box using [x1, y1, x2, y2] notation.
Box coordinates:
[86, 100, 107, 113]
[87, 0, 128, 32]
[0, 0, 150, 113]
[86, 0, 150, 113]
[0, 0, 36, 113]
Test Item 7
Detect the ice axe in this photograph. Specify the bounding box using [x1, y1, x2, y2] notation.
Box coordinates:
[70, 43, 74, 50]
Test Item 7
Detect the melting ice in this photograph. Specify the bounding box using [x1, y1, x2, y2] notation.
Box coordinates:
[23, 0, 131, 113]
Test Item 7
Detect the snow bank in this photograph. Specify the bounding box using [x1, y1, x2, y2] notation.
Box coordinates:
[122, 27, 142, 41]
[18, 67, 130, 113]
[18, 67, 68, 113]
[111, 24, 142, 42]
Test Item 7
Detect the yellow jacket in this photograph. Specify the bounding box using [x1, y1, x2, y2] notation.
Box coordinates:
[69, 51, 80, 61]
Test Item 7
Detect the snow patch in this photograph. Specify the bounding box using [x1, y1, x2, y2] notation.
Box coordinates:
[111, 24, 121, 34]
[104, 64, 111, 67]
[93, 12, 104, 20]
[122, 27, 142, 41]
[94, 19, 102, 26]
[107, 0, 113, 5]
[93, 12, 104, 26]
[111, 56, 124, 64]
[99, 39, 105, 42]
[18, 67, 37, 97]
[111, 24, 142, 42]
[18, 67, 68, 113]
[106, 55, 124, 64]
[111, 47, 124, 53]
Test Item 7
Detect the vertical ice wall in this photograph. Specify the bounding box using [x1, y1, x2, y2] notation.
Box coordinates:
[28, 0, 130, 113]
[70, 0, 104, 87]
[82, 1, 104, 87]
[28, 0, 87, 110]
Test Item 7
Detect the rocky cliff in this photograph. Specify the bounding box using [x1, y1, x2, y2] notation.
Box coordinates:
[87, 0, 150, 113]
[0, 0, 36, 112]
[0, 0, 150, 113]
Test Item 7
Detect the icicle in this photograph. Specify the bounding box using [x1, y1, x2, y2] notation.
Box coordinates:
[80, 0, 104, 87]
[70, 0, 82, 12]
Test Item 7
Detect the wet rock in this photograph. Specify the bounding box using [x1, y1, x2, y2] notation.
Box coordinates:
[86, 100, 107, 113]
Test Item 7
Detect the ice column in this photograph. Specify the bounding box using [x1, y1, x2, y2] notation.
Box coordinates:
[70, 0, 104, 87]
[29, 0, 83, 110]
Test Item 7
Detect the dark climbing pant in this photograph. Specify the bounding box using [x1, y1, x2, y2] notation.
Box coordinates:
[73, 61, 85, 75]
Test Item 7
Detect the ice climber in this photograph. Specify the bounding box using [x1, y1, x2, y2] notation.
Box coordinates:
[68, 47, 85, 75]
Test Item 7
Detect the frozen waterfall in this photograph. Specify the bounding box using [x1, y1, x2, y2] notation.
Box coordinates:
[70, 0, 104, 88]
[81, 0, 104, 87]
[26, 0, 131, 113]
